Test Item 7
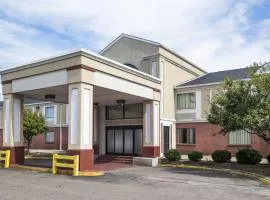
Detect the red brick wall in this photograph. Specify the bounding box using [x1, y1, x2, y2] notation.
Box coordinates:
[176, 122, 270, 157]
[0, 127, 68, 150]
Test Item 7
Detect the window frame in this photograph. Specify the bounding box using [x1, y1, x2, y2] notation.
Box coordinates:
[176, 128, 196, 145]
[176, 92, 196, 110]
[106, 103, 143, 120]
[151, 61, 158, 77]
[43, 105, 56, 124]
[45, 131, 55, 144]
[228, 130, 251, 145]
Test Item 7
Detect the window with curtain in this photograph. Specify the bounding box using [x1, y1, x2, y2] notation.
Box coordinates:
[45, 132, 55, 143]
[45, 106, 55, 122]
[177, 93, 196, 109]
[176, 128, 196, 144]
[229, 130, 251, 145]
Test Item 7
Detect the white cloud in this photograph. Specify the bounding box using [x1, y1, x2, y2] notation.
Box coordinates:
[0, 0, 269, 73]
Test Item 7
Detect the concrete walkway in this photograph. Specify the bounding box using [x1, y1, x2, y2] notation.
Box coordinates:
[0, 166, 269, 200]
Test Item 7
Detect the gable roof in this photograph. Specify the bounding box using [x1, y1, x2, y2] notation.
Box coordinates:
[99, 33, 206, 73]
[176, 67, 253, 87]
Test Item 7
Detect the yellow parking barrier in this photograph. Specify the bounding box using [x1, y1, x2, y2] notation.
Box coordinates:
[52, 154, 79, 176]
[0, 150, 11, 168]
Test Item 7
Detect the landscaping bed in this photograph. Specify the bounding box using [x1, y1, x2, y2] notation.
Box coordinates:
[160, 158, 270, 177]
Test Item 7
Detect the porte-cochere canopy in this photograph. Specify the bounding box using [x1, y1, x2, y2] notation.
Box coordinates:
[0, 49, 162, 171]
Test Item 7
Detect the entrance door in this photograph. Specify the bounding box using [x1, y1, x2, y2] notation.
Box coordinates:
[106, 126, 143, 155]
[163, 126, 170, 153]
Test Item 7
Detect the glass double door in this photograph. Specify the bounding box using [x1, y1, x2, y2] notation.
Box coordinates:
[106, 126, 143, 156]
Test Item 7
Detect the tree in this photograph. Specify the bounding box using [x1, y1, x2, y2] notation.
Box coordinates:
[23, 109, 48, 153]
[208, 63, 270, 144]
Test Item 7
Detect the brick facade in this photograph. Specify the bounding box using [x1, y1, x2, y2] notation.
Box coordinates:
[0, 127, 68, 150]
[176, 122, 270, 157]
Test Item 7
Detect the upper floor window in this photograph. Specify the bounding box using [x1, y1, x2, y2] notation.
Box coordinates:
[44, 106, 56, 123]
[106, 104, 143, 120]
[177, 93, 196, 109]
[151, 61, 158, 77]
[229, 130, 251, 145]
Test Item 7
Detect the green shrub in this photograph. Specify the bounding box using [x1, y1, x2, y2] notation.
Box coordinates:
[236, 149, 262, 164]
[188, 151, 203, 162]
[211, 150, 231, 163]
[164, 149, 181, 161]
[267, 154, 270, 164]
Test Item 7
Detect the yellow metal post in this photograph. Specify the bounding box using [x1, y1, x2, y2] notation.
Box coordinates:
[52, 154, 57, 175]
[4, 150, 10, 168]
[73, 155, 79, 176]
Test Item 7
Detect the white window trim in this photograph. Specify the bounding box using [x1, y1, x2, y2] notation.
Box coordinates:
[176, 92, 196, 110]
[43, 105, 57, 124]
[176, 91, 202, 120]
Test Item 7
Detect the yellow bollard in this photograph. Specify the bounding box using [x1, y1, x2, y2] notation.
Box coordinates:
[4, 150, 10, 168]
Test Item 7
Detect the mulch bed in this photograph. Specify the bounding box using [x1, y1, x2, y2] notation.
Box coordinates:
[160, 159, 270, 177]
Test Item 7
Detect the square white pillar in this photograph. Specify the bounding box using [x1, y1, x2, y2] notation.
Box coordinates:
[142, 101, 160, 157]
[68, 83, 93, 150]
[3, 94, 24, 147]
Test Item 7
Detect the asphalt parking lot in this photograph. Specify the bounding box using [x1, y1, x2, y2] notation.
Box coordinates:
[0, 166, 269, 200]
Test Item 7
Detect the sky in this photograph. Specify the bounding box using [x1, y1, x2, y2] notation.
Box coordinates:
[0, 0, 269, 72]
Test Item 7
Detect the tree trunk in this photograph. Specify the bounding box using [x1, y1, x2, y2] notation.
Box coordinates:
[27, 140, 31, 155]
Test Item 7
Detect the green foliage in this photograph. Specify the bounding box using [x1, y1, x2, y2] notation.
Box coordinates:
[23, 109, 48, 153]
[164, 149, 181, 161]
[267, 154, 270, 164]
[211, 150, 231, 163]
[207, 62, 270, 144]
[236, 149, 262, 164]
[188, 151, 203, 162]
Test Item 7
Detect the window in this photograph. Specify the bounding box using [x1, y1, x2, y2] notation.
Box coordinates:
[124, 104, 143, 118]
[229, 130, 251, 145]
[106, 105, 124, 120]
[45, 132, 55, 143]
[176, 128, 196, 144]
[44, 106, 55, 123]
[151, 61, 158, 77]
[106, 104, 143, 120]
[177, 93, 196, 109]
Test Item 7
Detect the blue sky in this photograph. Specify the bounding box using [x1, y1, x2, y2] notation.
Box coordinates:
[0, 0, 269, 72]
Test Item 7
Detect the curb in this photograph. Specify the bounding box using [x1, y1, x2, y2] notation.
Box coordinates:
[10, 165, 104, 177]
[161, 164, 270, 185]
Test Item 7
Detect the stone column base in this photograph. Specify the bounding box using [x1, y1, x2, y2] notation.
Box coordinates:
[142, 146, 160, 158]
[1, 146, 25, 165]
[67, 149, 94, 171]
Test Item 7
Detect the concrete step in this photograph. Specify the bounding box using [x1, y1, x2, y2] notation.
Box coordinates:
[95, 155, 133, 164]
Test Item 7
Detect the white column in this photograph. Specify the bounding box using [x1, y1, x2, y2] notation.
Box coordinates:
[68, 83, 93, 150]
[143, 101, 160, 147]
[3, 94, 24, 147]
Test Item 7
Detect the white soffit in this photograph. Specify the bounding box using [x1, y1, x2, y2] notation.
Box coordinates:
[94, 71, 153, 100]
